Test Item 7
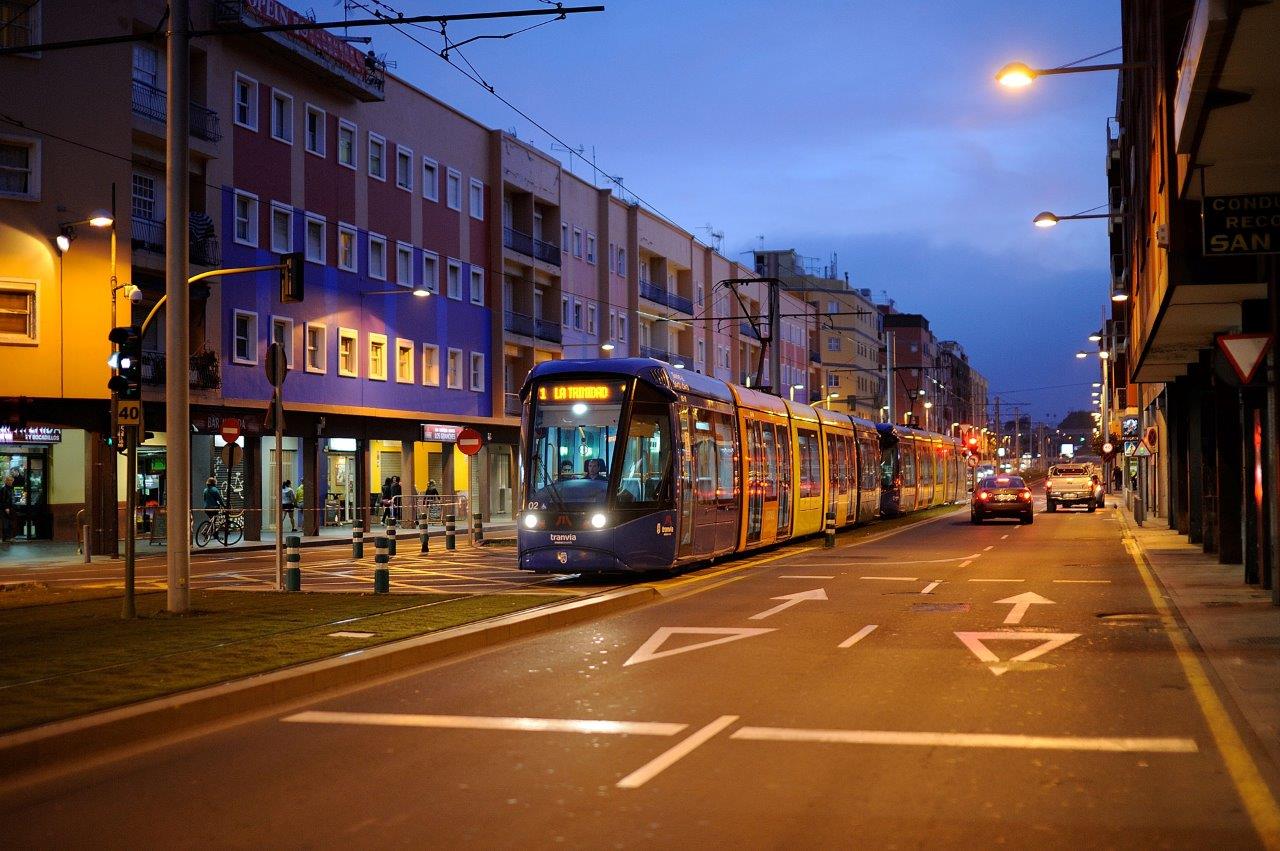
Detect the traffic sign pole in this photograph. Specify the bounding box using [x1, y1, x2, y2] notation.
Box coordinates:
[265, 343, 288, 590]
[122, 425, 137, 619]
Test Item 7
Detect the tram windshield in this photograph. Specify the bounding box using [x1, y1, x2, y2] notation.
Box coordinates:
[527, 398, 622, 509]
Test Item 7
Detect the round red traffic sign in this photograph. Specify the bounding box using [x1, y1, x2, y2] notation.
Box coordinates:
[457, 427, 484, 456]
[220, 418, 242, 443]
[1102, 442, 1114, 454]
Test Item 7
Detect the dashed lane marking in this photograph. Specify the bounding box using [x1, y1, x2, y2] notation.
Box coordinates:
[617, 715, 740, 790]
[730, 726, 1198, 754]
[838, 625, 878, 648]
[958, 560, 974, 569]
[779, 575, 836, 579]
[860, 576, 917, 582]
[968, 578, 1023, 583]
[920, 581, 941, 594]
[1001, 535, 1010, 540]
[282, 711, 687, 737]
[983, 546, 995, 552]
[1054, 579, 1112, 584]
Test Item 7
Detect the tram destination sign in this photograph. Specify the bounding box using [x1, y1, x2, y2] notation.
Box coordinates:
[536, 382, 624, 403]
[1202, 193, 1280, 256]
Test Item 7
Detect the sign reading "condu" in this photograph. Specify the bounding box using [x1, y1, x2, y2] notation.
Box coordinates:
[1202, 193, 1280, 256]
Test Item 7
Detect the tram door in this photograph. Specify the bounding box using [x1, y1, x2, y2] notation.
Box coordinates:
[745, 421, 764, 545]
[711, 411, 740, 553]
[689, 406, 718, 558]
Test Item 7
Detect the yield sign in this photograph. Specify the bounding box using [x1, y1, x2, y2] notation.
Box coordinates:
[623, 627, 775, 666]
[955, 631, 1080, 676]
[1218, 333, 1273, 384]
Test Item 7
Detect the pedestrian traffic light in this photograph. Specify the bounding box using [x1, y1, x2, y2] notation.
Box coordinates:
[280, 251, 304, 304]
[107, 325, 142, 400]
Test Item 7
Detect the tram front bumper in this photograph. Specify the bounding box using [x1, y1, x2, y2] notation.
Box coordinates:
[519, 544, 630, 573]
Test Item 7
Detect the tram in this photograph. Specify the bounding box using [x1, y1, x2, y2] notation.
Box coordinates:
[517, 358, 963, 574]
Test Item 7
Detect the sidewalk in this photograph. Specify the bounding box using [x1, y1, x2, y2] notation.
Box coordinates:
[1118, 504, 1280, 776]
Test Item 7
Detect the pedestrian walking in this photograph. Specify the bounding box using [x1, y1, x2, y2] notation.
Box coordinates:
[391, 476, 403, 524]
[281, 479, 297, 532]
[0, 475, 13, 542]
[380, 477, 394, 526]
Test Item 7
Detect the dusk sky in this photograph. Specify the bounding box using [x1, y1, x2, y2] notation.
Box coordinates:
[360, 0, 1121, 423]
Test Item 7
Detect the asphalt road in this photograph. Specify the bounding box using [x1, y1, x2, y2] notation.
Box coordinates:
[1, 495, 1269, 848]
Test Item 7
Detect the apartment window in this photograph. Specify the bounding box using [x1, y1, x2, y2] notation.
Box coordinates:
[338, 328, 358, 377]
[573, 299, 583, 330]
[561, 296, 570, 326]
[337, 223, 357, 272]
[616, 247, 626, 277]
[617, 314, 627, 342]
[421, 251, 439, 294]
[270, 316, 294, 367]
[368, 333, 387, 381]
[305, 105, 325, 156]
[368, 133, 386, 180]
[561, 223, 569, 253]
[337, 120, 356, 169]
[586, 304, 597, 335]
[446, 168, 462, 211]
[572, 228, 583, 258]
[469, 267, 484, 305]
[422, 157, 438, 201]
[0, 279, 37, 344]
[233, 73, 258, 130]
[396, 242, 414, 286]
[697, 339, 706, 364]
[0, 0, 40, 51]
[696, 283, 705, 306]
[268, 203, 292, 253]
[826, 300, 838, 314]
[828, 372, 839, 387]
[395, 146, 413, 191]
[422, 344, 440, 386]
[446, 260, 462, 300]
[827, 337, 840, 352]
[304, 215, 325, 264]
[304, 323, 326, 373]
[368, 233, 387, 280]
[447, 348, 463, 389]
[469, 352, 485, 392]
[396, 338, 414, 384]
[131, 173, 156, 223]
[0, 135, 38, 201]
[270, 89, 293, 144]
[468, 178, 484, 220]
[608, 309, 616, 340]
[585, 233, 596, 264]
[233, 190, 258, 246]
[232, 310, 257, 365]
[132, 44, 159, 87]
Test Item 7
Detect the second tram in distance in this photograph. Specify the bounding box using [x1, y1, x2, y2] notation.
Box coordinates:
[517, 358, 965, 574]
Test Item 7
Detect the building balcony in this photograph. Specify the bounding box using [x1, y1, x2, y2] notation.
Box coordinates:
[142, 348, 221, 390]
[534, 318, 561, 344]
[809, 350, 821, 364]
[639, 344, 669, 362]
[638, 280, 667, 306]
[131, 79, 222, 143]
[666, 292, 694, 315]
[132, 215, 220, 267]
[504, 392, 522, 417]
[533, 238, 560, 266]
[503, 226, 533, 257]
[503, 310, 535, 338]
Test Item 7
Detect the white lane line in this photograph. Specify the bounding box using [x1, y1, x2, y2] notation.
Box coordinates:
[920, 581, 941, 595]
[860, 576, 917, 581]
[779, 575, 835, 579]
[730, 727, 1198, 754]
[1001, 535, 1010, 540]
[616, 715, 739, 789]
[1054, 579, 1113, 584]
[838, 625, 878, 648]
[968, 578, 1024, 583]
[983, 545, 995, 552]
[957, 560, 974, 569]
[282, 711, 687, 737]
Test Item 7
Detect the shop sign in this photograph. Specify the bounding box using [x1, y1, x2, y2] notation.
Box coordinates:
[0, 426, 62, 444]
[192, 413, 263, 435]
[1202, 193, 1280, 256]
[422, 424, 463, 442]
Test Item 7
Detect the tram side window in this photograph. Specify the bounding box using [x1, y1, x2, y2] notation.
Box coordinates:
[826, 434, 839, 498]
[712, 413, 737, 502]
[880, 445, 897, 489]
[901, 447, 916, 487]
[691, 408, 716, 505]
[798, 428, 820, 498]
[776, 424, 792, 531]
[761, 423, 778, 500]
[861, 439, 880, 491]
[616, 404, 672, 505]
[678, 406, 693, 546]
[919, 448, 933, 488]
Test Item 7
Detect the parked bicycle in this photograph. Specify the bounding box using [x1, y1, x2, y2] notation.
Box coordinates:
[195, 510, 244, 547]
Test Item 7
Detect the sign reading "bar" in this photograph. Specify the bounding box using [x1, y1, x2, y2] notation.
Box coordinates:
[1202, 193, 1280, 256]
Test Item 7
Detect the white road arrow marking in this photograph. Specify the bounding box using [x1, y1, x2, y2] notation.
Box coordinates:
[995, 591, 1056, 624]
[955, 631, 1080, 676]
[838, 625, 878, 648]
[623, 627, 776, 666]
[749, 588, 828, 620]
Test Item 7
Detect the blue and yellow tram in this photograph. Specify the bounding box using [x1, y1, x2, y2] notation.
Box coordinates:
[517, 358, 962, 573]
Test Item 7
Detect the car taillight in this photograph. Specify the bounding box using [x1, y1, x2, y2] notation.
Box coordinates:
[1018, 490, 1032, 501]
[977, 491, 991, 501]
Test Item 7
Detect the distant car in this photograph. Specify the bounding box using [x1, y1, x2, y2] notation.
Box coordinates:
[1045, 464, 1096, 513]
[971, 474, 1034, 524]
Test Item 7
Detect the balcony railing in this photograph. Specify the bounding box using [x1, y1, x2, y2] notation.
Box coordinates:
[534, 319, 562, 344]
[131, 79, 222, 142]
[533, 238, 560, 266]
[132, 215, 221, 266]
[504, 392, 522, 417]
[809, 350, 821, 364]
[667, 292, 694, 315]
[503, 226, 533, 257]
[638, 280, 667, 305]
[639, 344, 669, 362]
[503, 310, 535, 338]
[142, 349, 221, 390]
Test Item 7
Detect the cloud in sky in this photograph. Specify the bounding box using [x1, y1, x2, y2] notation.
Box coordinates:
[374, 0, 1120, 416]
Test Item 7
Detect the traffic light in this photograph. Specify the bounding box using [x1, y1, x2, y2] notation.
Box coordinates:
[107, 325, 141, 400]
[280, 251, 304, 304]
[965, 433, 980, 455]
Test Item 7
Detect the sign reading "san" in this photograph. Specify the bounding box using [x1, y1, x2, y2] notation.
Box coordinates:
[1202, 193, 1280, 256]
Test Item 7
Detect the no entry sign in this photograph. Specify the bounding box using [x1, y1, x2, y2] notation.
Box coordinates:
[220, 418, 242, 442]
[457, 427, 484, 456]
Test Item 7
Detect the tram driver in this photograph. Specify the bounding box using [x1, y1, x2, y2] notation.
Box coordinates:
[585, 458, 608, 481]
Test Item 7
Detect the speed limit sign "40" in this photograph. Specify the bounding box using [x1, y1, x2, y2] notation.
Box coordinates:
[115, 399, 143, 429]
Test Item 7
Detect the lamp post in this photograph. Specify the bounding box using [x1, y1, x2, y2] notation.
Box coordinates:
[995, 58, 1151, 89]
[813, 392, 840, 410]
[789, 383, 805, 402]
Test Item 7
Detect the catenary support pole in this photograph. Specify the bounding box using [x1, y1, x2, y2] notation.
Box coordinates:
[122, 426, 137, 618]
[165, 0, 191, 613]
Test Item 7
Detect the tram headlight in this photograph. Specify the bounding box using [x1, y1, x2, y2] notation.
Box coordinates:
[523, 513, 539, 529]
[590, 512, 607, 529]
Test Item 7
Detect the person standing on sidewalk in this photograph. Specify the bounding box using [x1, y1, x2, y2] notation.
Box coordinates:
[391, 475, 403, 525]
[0, 475, 13, 542]
[281, 479, 297, 533]
[380, 477, 394, 526]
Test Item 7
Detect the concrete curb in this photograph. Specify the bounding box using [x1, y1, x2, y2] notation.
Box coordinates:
[0, 585, 657, 787]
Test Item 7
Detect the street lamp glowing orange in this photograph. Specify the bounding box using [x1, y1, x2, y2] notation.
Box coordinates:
[1033, 211, 1059, 228]
[996, 62, 1037, 88]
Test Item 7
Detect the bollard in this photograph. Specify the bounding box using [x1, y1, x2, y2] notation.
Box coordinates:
[824, 510, 836, 548]
[386, 523, 398, 557]
[373, 536, 390, 593]
[82, 524, 92, 563]
[418, 513, 430, 553]
[285, 534, 302, 591]
[351, 524, 364, 559]
[445, 513, 457, 550]
[472, 512, 484, 545]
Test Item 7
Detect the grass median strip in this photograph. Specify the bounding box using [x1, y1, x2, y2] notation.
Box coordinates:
[0, 590, 551, 734]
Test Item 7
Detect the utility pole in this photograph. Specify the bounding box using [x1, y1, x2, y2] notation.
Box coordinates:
[768, 278, 781, 397]
[993, 396, 1001, 463]
[1013, 406, 1021, 467]
[885, 331, 894, 424]
[166, 0, 192, 613]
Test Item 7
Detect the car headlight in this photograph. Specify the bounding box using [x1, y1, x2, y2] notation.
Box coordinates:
[590, 512, 607, 529]
[523, 513, 539, 529]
